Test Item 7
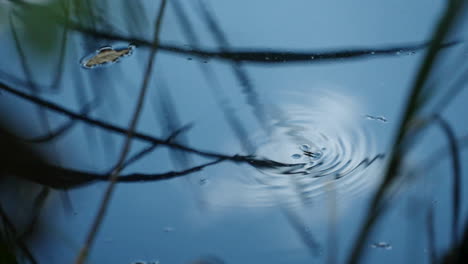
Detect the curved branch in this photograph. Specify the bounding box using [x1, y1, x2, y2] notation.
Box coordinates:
[8, 0, 460, 64]
[0, 81, 300, 169]
[63, 19, 459, 64]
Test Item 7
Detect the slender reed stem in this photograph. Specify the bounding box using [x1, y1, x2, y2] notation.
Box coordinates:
[74, 1, 167, 263]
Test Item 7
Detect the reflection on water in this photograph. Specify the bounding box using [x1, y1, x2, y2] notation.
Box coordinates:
[205, 90, 385, 207]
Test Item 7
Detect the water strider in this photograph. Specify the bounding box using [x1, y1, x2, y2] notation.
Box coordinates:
[81, 44, 136, 68]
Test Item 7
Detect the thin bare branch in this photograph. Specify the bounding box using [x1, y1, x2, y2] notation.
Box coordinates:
[0, 81, 301, 168]
[8, 0, 458, 64]
[63, 19, 459, 64]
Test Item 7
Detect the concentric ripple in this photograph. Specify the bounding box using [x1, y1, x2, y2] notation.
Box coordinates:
[203, 90, 384, 207]
[200, 90, 385, 209]
[244, 91, 384, 206]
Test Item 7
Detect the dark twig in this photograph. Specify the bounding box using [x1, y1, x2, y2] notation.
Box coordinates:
[62, 19, 459, 64]
[0, 81, 298, 167]
[1, 123, 226, 189]
[101, 158, 225, 183]
[0, 80, 233, 160]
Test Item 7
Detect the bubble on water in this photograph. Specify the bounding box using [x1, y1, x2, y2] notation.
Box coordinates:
[370, 51, 375, 55]
[291, 154, 302, 159]
[300, 144, 311, 151]
[371, 242, 392, 250]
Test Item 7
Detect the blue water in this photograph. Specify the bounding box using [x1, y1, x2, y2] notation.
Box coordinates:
[0, 0, 467, 263]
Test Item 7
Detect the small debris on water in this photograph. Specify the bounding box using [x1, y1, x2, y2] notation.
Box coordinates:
[199, 178, 208, 185]
[371, 242, 392, 250]
[300, 144, 311, 151]
[365, 114, 388, 123]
